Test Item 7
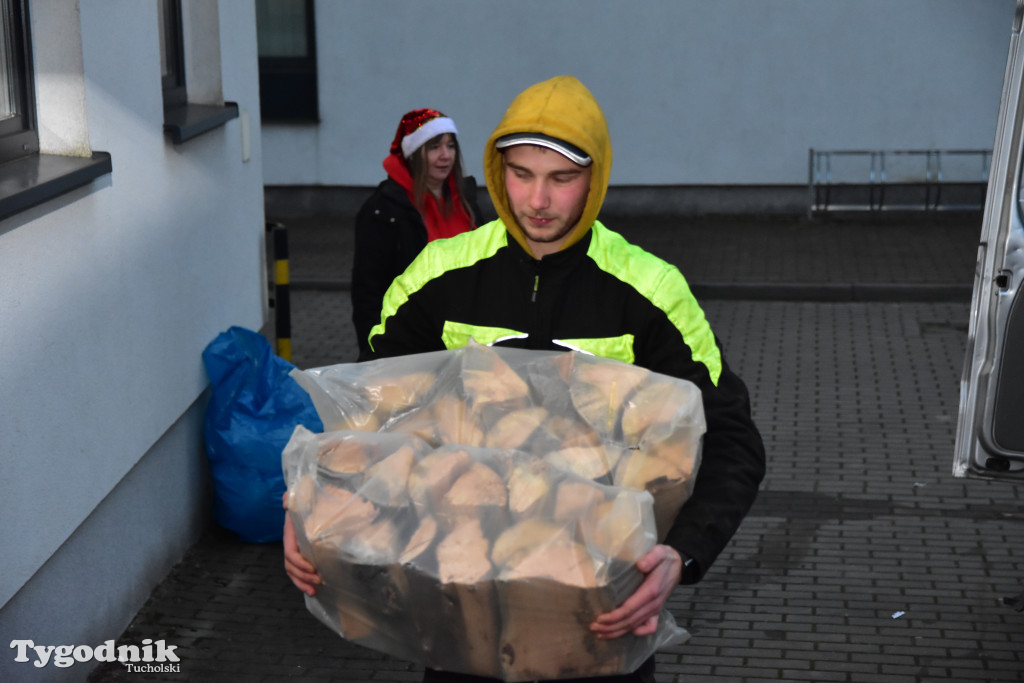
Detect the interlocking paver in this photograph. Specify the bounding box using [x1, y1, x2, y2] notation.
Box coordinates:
[84, 211, 1024, 683]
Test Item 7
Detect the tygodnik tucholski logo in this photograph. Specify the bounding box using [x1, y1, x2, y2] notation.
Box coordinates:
[10, 639, 181, 672]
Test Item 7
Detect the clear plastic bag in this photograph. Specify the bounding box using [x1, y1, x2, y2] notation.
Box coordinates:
[284, 342, 704, 680]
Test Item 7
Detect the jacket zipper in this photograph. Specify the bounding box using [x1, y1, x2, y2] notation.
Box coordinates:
[531, 274, 540, 302]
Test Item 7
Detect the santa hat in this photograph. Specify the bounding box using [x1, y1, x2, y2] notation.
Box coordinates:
[390, 108, 458, 158]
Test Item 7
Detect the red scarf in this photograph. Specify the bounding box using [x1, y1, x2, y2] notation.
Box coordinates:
[383, 153, 475, 241]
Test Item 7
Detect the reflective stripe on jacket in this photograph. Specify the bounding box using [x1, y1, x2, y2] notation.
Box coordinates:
[369, 218, 721, 386]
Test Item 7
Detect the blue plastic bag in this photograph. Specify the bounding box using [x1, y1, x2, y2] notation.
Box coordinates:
[202, 326, 323, 542]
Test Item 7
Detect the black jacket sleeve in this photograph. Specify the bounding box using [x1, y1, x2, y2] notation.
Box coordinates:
[462, 175, 489, 226]
[636, 309, 766, 583]
[351, 182, 427, 357]
[661, 348, 765, 584]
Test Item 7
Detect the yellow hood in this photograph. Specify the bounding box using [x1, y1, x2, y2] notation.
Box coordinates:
[484, 76, 612, 257]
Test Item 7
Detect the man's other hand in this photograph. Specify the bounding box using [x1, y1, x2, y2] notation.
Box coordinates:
[589, 544, 683, 639]
[283, 500, 321, 596]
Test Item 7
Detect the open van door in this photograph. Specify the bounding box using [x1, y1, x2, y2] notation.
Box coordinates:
[955, 0, 1024, 481]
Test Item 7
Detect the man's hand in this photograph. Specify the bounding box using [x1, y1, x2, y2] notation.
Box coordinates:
[589, 544, 683, 639]
[283, 499, 321, 596]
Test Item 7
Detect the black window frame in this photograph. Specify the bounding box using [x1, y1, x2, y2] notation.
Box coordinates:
[0, 0, 39, 164]
[158, 0, 238, 144]
[159, 0, 187, 111]
[0, 0, 111, 224]
[256, 0, 319, 122]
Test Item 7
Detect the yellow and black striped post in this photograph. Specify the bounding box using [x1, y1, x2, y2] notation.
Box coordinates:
[271, 223, 292, 361]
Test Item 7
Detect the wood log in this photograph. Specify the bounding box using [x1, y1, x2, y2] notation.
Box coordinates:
[621, 380, 700, 444]
[428, 517, 501, 676]
[613, 445, 698, 541]
[551, 479, 610, 524]
[317, 438, 373, 476]
[439, 460, 510, 533]
[483, 406, 549, 450]
[408, 448, 473, 514]
[362, 370, 437, 418]
[494, 524, 631, 681]
[385, 405, 442, 446]
[362, 444, 416, 507]
[570, 360, 649, 434]
[506, 459, 554, 520]
[460, 346, 530, 408]
[545, 444, 620, 483]
[583, 491, 653, 565]
[435, 393, 485, 447]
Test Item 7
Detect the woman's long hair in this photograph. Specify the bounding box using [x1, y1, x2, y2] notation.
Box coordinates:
[408, 133, 473, 220]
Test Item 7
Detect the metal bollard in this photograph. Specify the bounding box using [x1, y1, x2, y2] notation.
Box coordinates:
[268, 222, 292, 361]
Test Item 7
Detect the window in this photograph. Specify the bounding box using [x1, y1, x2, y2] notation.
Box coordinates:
[256, 0, 318, 122]
[0, 0, 111, 221]
[158, 0, 238, 144]
[0, 0, 38, 164]
[158, 0, 186, 111]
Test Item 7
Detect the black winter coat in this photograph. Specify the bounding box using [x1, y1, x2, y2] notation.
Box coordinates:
[351, 176, 482, 356]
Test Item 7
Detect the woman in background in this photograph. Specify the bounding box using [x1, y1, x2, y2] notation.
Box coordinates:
[352, 108, 481, 358]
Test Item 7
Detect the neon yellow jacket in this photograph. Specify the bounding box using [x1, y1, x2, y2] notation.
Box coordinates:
[367, 76, 765, 582]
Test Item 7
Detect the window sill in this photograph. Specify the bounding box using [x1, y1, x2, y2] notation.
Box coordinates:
[164, 101, 239, 144]
[0, 151, 112, 222]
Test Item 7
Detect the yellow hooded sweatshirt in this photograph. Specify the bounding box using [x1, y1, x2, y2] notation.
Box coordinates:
[483, 75, 612, 258]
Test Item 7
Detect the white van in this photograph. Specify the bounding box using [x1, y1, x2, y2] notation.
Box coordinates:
[956, 0, 1024, 481]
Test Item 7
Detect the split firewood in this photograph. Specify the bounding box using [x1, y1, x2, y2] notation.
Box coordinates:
[548, 348, 576, 383]
[432, 517, 501, 676]
[327, 410, 380, 433]
[335, 517, 401, 565]
[584, 491, 652, 565]
[440, 461, 509, 519]
[551, 479, 610, 523]
[543, 414, 601, 449]
[317, 438, 373, 475]
[570, 360, 650, 433]
[545, 444, 619, 482]
[575, 359, 649, 404]
[362, 371, 436, 415]
[614, 451, 682, 490]
[491, 518, 562, 569]
[461, 347, 530, 407]
[435, 393, 485, 447]
[399, 514, 439, 566]
[302, 484, 379, 541]
[497, 522, 595, 586]
[437, 517, 496, 582]
[385, 406, 441, 446]
[483, 406, 549, 450]
[507, 459, 553, 519]
[362, 444, 416, 507]
[613, 450, 696, 542]
[644, 432, 701, 480]
[314, 528, 417, 660]
[408, 448, 473, 513]
[495, 523, 630, 681]
[621, 380, 700, 444]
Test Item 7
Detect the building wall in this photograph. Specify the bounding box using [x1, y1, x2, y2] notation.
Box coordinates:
[262, 0, 1016, 188]
[0, 1, 264, 676]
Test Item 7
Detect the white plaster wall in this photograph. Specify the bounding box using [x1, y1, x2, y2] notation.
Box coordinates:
[0, 0, 264, 608]
[262, 0, 1016, 186]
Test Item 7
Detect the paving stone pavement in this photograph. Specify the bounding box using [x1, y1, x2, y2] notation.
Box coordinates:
[85, 212, 1024, 683]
